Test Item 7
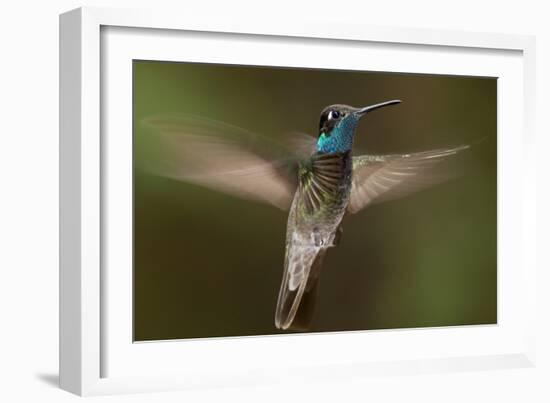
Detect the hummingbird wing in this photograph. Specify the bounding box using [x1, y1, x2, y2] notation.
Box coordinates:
[284, 131, 318, 158]
[138, 115, 303, 210]
[348, 145, 469, 214]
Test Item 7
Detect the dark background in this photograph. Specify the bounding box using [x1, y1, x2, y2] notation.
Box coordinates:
[133, 60, 497, 341]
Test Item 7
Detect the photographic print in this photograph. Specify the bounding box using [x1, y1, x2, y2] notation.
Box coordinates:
[133, 61, 496, 341]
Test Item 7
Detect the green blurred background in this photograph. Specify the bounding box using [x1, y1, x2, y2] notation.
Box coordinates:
[133, 60, 496, 341]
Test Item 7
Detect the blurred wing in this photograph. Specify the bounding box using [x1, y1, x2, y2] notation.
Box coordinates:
[283, 131, 318, 158]
[139, 115, 303, 210]
[348, 145, 469, 214]
[275, 239, 325, 330]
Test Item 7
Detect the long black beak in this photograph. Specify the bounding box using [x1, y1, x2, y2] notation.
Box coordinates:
[354, 99, 402, 117]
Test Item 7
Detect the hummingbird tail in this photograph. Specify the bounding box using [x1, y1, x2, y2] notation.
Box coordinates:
[283, 275, 320, 331]
[275, 248, 326, 331]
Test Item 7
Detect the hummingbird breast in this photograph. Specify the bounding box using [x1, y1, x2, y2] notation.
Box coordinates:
[288, 151, 353, 247]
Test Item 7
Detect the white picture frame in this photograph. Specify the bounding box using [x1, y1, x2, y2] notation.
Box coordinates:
[59, 6, 537, 396]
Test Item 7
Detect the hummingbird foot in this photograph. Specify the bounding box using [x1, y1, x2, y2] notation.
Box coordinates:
[312, 231, 326, 247]
[311, 226, 343, 248]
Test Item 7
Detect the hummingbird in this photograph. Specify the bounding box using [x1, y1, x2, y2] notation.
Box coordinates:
[140, 100, 468, 331]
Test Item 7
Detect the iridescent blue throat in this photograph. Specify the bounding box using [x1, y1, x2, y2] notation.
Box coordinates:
[316, 115, 360, 154]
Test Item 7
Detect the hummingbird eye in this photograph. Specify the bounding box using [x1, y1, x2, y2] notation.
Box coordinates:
[329, 110, 340, 120]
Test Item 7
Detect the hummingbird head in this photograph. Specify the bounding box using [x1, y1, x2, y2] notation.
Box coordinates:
[316, 100, 401, 153]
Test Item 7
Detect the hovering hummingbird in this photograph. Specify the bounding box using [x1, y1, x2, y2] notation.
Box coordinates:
[140, 100, 468, 331]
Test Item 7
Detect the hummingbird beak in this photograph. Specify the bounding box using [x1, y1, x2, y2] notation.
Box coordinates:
[354, 100, 402, 117]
